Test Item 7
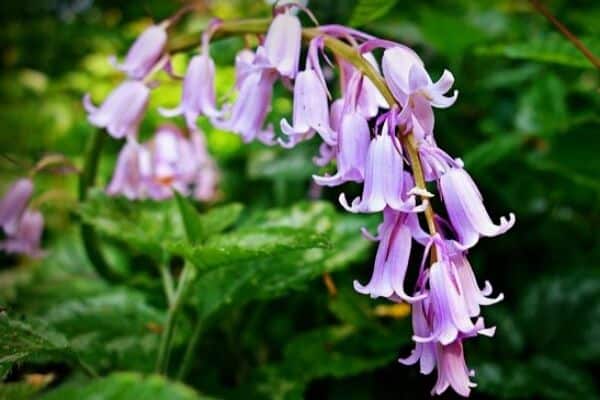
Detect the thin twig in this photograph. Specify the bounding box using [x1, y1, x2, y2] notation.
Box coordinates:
[529, 0, 600, 69]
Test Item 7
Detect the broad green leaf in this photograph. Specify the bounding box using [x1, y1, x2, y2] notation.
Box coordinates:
[174, 193, 243, 244]
[41, 290, 167, 372]
[78, 190, 183, 257]
[189, 202, 375, 320]
[475, 33, 600, 69]
[0, 315, 71, 376]
[463, 135, 523, 172]
[349, 0, 399, 27]
[39, 372, 216, 400]
[168, 226, 329, 271]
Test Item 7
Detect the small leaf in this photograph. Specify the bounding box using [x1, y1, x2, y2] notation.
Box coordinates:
[475, 33, 600, 69]
[349, 0, 399, 27]
[0, 314, 71, 375]
[39, 372, 216, 400]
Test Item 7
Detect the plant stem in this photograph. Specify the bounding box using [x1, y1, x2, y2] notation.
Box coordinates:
[530, 0, 600, 69]
[155, 262, 195, 374]
[176, 318, 203, 381]
[160, 262, 176, 306]
[78, 129, 122, 282]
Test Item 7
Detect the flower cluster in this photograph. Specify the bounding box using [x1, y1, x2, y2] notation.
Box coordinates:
[0, 178, 44, 258]
[83, 15, 219, 201]
[82, 5, 515, 396]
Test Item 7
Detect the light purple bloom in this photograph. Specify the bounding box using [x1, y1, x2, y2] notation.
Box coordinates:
[0, 178, 33, 235]
[382, 46, 457, 134]
[339, 131, 425, 213]
[189, 130, 220, 202]
[234, 49, 256, 89]
[216, 69, 278, 144]
[262, 12, 301, 78]
[160, 53, 220, 128]
[354, 206, 428, 301]
[280, 68, 336, 146]
[439, 168, 515, 249]
[339, 53, 388, 119]
[0, 209, 44, 258]
[432, 340, 476, 397]
[107, 139, 147, 199]
[84, 81, 150, 139]
[110, 24, 167, 80]
[399, 298, 436, 374]
[312, 112, 370, 186]
[452, 251, 504, 317]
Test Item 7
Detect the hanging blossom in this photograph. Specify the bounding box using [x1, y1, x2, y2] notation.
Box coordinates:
[0, 178, 44, 258]
[107, 125, 219, 201]
[83, 5, 516, 396]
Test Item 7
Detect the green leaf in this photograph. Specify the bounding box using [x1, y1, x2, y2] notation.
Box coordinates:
[169, 226, 328, 271]
[0, 381, 47, 400]
[78, 190, 183, 257]
[41, 290, 167, 372]
[0, 314, 71, 375]
[475, 33, 600, 69]
[39, 372, 216, 400]
[188, 202, 374, 320]
[349, 0, 399, 27]
[516, 74, 567, 136]
[463, 135, 523, 172]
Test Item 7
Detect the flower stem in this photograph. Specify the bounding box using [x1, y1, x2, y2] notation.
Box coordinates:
[176, 317, 203, 381]
[155, 261, 195, 375]
[78, 129, 123, 282]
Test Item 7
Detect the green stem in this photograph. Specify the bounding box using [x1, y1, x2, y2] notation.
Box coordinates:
[176, 318, 203, 381]
[78, 129, 122, 282]
[155, 262, 195, 374]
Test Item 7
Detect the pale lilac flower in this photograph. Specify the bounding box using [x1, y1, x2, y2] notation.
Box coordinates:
[110, 24, 167, 80]
[382, 46, 457, 134]
[339, 131, 426, 213]
[189, 131, 220, 201]
[399, 298, 436, 374]
[312, 112, 370, 186]
[0, 178, 33, 235]
[451, 251, 504, 317]
[432, 340, 476, 397]
[0, 209, 44, 258]
[216, 69, 278, 144]
[84, 81, 150, 139]
[234, 49, 256, 89]
[107, 139, 147, 199]
[353, 206, 428, 301]
[262, 12, 301, 78]
[439, 168, 515, 249]
[280, 40, 336, 147]
[339, 53, 388, 119]
[160, 53, 220, 128]
[143, 125, 198, 199]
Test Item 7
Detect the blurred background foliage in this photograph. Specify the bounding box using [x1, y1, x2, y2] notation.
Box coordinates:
[0, 0, 599, 399]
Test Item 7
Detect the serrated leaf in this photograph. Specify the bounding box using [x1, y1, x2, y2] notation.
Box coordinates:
[0, 315, 71, 375]
[349, 0, 398, 27]
[39, 372, 216, 400]
[475, 33, 600, 69]
[41, 290, 166, 372]
[189, 202, 374, 320]
[78, 190, 183, 257]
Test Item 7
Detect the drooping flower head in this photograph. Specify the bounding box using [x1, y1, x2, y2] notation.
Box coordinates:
[0, 178, 34, 235]
[439, 168, 515, 249]
[0, 209, 44, 258]
[84, 81, 150, 139]
[382, 46, 458, 135]
[110, 24, 168, 80]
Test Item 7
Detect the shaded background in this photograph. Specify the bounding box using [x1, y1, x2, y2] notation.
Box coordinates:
[1, 0, 599, 399]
